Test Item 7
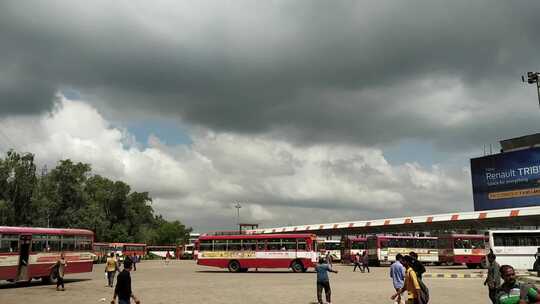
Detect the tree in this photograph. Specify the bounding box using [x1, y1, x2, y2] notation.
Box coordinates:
[0, 151, 37, 225]
[152, 220, 192, 245]
[0, 150, 192, 244]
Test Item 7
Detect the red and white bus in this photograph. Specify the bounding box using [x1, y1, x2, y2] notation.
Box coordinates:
[146, 245, 183, 259]
[196, 233, 318, 272]
[109, 243, 146, 260]
[367, 235, 438, 266]
[92, 242, 111, 263]
[0, 226, 94, 283]
[438, 234, 488, 269]
[341, 236, 367, 263]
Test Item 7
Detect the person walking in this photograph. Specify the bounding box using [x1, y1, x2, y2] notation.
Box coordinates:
[315, 257, 338, 304]
[495, 264, 540, 304]
[408, 252, 425, 280]
[112, 259, 141, 304]
[390, 254, 406, 304]
[483, 251, 501, 304]
[165, 251, 171, 265]
[50, 252, 68, 291]
[353, 252, 362, 272]
[391, 255, 421, 304]
[362, 251, 370, 273]
[105, 252, 119, 288]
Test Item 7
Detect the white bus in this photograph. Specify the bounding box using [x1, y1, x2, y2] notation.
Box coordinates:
[489, 230, 540, 270]
[320, 239, 341, 262]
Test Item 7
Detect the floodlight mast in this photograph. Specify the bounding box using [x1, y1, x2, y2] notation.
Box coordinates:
[522, 72, 540, 107]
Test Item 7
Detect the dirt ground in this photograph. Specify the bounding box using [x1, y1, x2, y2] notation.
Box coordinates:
[0, 260, 488, 304]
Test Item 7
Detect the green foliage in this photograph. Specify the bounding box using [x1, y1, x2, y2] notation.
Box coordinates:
[0, 150, 191, 245]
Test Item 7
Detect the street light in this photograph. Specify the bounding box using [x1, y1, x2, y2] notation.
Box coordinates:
[234, 202, 242, 226]
[522, 72, 540, 107]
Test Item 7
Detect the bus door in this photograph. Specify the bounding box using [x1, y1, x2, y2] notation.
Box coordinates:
[17, 234, 32, 281]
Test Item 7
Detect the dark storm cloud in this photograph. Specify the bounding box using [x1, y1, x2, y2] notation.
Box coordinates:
[1, 1, 540, 148]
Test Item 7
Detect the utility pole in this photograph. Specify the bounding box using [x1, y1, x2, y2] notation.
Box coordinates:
[522, 72, 540, 107]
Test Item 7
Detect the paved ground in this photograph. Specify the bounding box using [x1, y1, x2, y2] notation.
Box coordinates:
[0, 261, 489, 304]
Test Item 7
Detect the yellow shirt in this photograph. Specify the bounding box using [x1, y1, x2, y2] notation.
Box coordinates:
[405, 267, 420, 299]
[105, 257, 117, 272]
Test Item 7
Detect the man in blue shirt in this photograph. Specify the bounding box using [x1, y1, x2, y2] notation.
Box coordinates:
[390, 254, 406, 304]
[315, 257, 338, 304]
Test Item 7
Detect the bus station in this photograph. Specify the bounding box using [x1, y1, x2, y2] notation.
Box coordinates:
[3, 3, 540, 303]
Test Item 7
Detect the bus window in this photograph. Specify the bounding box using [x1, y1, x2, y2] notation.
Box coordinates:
[214, 240, 226, 251]
[471, 239, 485, 249]
[227, 240, 241, 251]
[241, 240, 256, 251]
[0, 234, 19, 253]
[298, 240, 307, 251]
[267, 239, 281, 251]
[256, 240, 266, 251]
[282, 239, 297, 251]
[31, 241, 45, 252]
[62, 236, 76, 251]
[200, 240, 213, 251]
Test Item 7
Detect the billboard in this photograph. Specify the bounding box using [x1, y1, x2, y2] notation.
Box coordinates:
[471, 147, 540, 211]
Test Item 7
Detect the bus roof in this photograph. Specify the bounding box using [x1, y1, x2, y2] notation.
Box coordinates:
[109, 242, 147, 246]
[0, 226, 94, 236]
[489, 230, 540, 234]
[369, 235, 436, 240]
[198, 233, 315, 241]
[438, 234, 487, 239]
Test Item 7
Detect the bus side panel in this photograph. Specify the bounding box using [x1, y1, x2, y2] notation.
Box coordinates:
[197, 258, 229, 269]
[0, 265, 18, 280]
[65, 261, 94, 274]
[0, 254, 19, 280]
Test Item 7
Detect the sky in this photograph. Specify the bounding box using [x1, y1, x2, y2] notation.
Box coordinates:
[1, 1, 540, 232]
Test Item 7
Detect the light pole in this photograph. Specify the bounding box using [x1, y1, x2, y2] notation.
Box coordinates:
[234, 202, 242, 227]
[522, 72, 540, 107]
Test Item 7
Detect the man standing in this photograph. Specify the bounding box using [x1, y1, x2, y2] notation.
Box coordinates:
[362, 251, 370, 273]
[483, 252, 501, 304]
[105, 252, 118, 288]
[353, 252, 362, 272]
[315, 257, 338, 304]
[50, 251, 68, 291]
[392, 255, 421, 304]
[495, 264, 540, 304]
[409, 252, 425, 280]
[112, 259, 140, 304]
[390, 254, 406, 304]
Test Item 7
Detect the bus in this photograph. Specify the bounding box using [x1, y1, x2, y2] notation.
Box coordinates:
[196, 233, 318, 272]
[320, 239, 342, 262]
[146, 245, 183, 259]
[489, 230, 540, 270]
[367, 235, 438, 266]
[438, 234, 488, 269]
[107, 243, 146, 261]
[341, 236, 367, 263]
[93, 242, 111, 263]
[0, 226, 94, 283]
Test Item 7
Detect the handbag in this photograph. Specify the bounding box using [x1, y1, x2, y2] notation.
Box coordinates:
[417, 279, 429, 304]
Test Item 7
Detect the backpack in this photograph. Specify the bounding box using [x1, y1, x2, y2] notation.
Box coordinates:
[418, 279, 429, 304]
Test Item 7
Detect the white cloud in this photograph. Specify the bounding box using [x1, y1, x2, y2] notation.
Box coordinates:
[0, 97, 473, 230]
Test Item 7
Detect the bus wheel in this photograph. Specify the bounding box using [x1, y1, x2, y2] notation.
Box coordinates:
[41, 276, 51, 284]
[47, 271, 58, 284]
[228, 260, 241, 272]
[291, 260, 304, 273]
[466, 263, 478, 269]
